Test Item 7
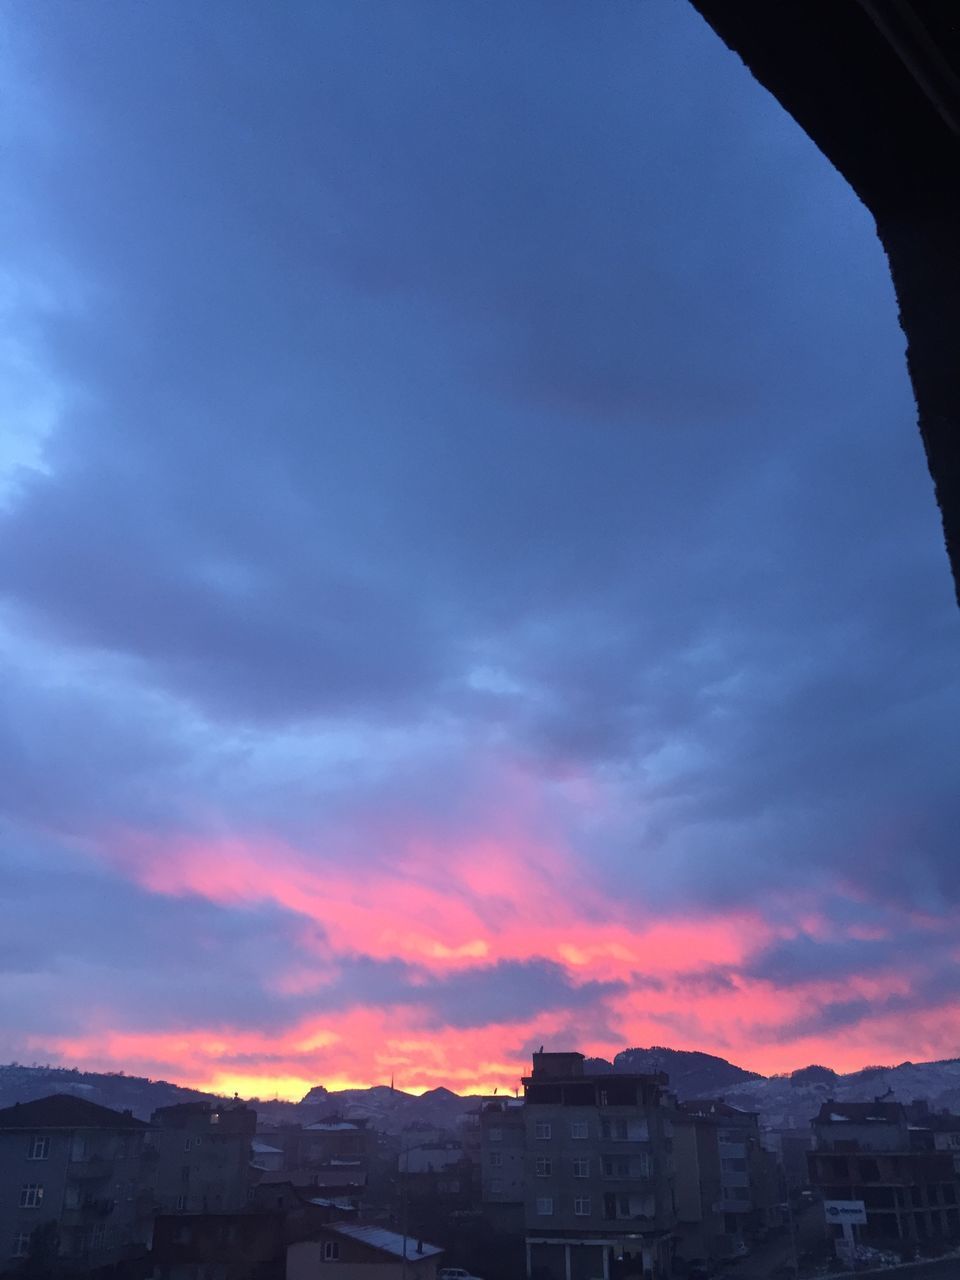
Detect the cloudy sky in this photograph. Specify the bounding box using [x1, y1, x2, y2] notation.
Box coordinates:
[1, 1, 958, 1100]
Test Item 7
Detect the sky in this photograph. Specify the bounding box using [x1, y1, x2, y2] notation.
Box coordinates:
[1, 1, 958, 1102]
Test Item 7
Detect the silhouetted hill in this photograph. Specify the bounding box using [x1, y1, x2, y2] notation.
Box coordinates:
[0, 1064, 215, 1119]
[611, 1046, 762, 1096]
[6, 1051, 960, 1131]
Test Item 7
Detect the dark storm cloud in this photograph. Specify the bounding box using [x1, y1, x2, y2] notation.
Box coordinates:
[0, 0, 958, 1076]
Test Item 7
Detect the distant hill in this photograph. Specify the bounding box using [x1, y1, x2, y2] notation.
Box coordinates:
[4, 1051, 960, 1132]
[610, 1046, 762, 1096]
[724, 1058, 960, 1129]
[0, 1064, 216, 1119]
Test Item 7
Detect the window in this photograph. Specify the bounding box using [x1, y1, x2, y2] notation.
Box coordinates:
[489, 1151, 503, 1168]
[176, 1195, 187, 1211]
[536, 1197, 553, 1216]
[323, 1241, 340, 1261]
[488, 1127, 502, 1143]
[489, 1179, 503, 1194]
[91, 1224, 105, 1249]
[599, 1090, 609, 1106]
[535, 1157, 552, 1177]
[722, 1185, 750, 1202]
[12, 1233, 30, 1259]
[27, 1137, 49, 1161]
[570, 1121, 588, 1140]
[600, 1119, 630, 1141]
[19, 1186, 43, 1210]
[618, 1194, 630, 1217]
[574, 1196, 591, 1216]
[573, 1157, 590, 1178]
[184, 1138, 192, 1152]
[534, 1121, 552, 1140]
[721, 1157, 747, 1173]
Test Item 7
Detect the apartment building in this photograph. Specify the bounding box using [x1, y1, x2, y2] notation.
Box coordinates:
[521, 1052, 677, 1280]
[151, 1102, 256, 1215]
[808, 1100, 960, 1244]
[479, 1097, 525, 1234]
[0, 1093, 156, 1273]
[673, 1100, 779, 1266]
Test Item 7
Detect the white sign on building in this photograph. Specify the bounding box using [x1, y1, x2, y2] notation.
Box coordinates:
[824, 1199, 867, 1226]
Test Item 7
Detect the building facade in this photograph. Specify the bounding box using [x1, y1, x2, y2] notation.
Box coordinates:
[286, 1224, 442, 1280]
[673, 1100, 779, 1267]
[479, 1097, 525, 1234]
[0, 1093, 156, 1273]
[152, 1102, 256, 1215]
[808, 1101, 960, 1245]
[521, 1052, 677, 1280]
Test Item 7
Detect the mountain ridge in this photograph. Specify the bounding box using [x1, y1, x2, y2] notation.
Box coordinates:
[3, 1048, 958, 1130]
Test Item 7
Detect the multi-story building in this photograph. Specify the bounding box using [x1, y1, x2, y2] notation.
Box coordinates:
[149, 1209, 285, 1280]
[255, 1118, 371, 1180]
[763, 1127, 815, 1194]
[673, 1100, 779, 1266]
[808, 1100, 960, 1245]
[521, 1052, 677, 1280]
[0, 1093, 156, 1272]
[479, 1097, 525, 1234]
[151, 1102, 256, 1215]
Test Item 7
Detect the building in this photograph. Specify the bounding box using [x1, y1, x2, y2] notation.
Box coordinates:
[521, 1051, 677, 1280]
[807, 1100, 960, 1244]
[763, 1128, 815, 1195]
[0, 1093, 156, 1273]
[479, 1097, 525, 1234]
[256, 1119, 371, 1182]
[152, 1102, 256, 1215]
[150, 1210, 284, 1280]
[286, 1224, 443, 1280]
[301, 1120, 371, 1175]
[252, 1169, 365, 1214]
[673, 1100, 780, 1267]
[251, 1142, 285, 1174]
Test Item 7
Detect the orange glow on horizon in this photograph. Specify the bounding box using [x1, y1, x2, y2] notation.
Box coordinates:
[30, 822, 955, 1100]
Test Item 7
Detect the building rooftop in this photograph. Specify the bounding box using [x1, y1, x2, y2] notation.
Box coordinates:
[816, 1102, 905, 1124]
[0, 1093, 150, 1131]
[330, 1223, 443, 1260]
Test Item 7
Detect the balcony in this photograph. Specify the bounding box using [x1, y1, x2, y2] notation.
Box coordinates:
[61, 1197, 115, 1226]
[68, 1156, 112, 1181]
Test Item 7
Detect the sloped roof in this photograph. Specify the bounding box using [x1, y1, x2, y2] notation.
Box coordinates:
[0, 1093, 150, 1131]
[330, 1223, 443, 1260]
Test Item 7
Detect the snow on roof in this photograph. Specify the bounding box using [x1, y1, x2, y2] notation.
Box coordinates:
[305, 1121, 359, 1131]
[252, 1140, 283, 1154]
[331, 1224, 443, 1260]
